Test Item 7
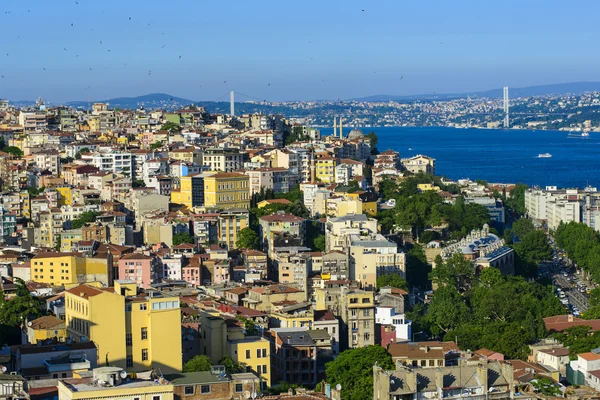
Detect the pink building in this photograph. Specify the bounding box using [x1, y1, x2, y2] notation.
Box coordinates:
[118, 253, 156, 289]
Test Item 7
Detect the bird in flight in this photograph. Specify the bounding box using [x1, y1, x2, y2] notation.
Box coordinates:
[179, 55, 182, 59]
[268, 83, 271, 86]
[75, 1, 78, 4]
[43, 68, 46, 71]
[129, 17, 132, 20]
[148, 70, 152, 75]
[5, 53, 8, 56]
[71, 23, 74, 26]
[27, 10, 30, 13]
[89, 68, 92, 71]
[64, 48, 67, 51]
[223, 81, 227, 83]
[400, 75, 403, 80]
[161, 45, 166, 48]
[100, 41, 103, 44]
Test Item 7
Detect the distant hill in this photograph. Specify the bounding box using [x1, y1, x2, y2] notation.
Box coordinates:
[66, 93, 196, 110]
[352, 81, 600, 102]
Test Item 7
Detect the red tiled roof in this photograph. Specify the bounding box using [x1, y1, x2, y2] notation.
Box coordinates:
[543, 315, 600, 333]
[259, 213, 305, 223]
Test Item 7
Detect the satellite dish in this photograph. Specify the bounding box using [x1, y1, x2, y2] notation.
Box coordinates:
[335, 384, 342, 391]
[120, 370, 128, 379]
[27, 321, 32, 327]
[244, 391, 251, 399]
[1, 366, 7, 373]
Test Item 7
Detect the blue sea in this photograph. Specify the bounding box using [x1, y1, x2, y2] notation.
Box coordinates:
[320, 127, 600, 189]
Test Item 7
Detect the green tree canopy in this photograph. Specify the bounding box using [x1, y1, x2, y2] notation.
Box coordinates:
[513, 230, 552, 277]
[2, 146, 23, 158]
[182, 355, 212, 372]
[325, 346, 394, 400]
[160, 121, 182, 134]
[218, 355, 246, 374]
[312, 234, 326, 252]
[376, 274, 408, 290]
[235, 228, 260, 250]
[173, 232, 194, 246]
[71, 211, 101, 229]
[512, 218, 535, 239]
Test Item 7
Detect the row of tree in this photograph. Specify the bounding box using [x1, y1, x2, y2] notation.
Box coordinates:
[421, 257, 564, 359]
[555, 221, 600, 282]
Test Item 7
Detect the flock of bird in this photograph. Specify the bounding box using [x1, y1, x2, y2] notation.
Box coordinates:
[0, 3, 430, 99]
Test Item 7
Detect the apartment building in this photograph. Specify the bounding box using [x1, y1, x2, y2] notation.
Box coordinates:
[400, 154, 436, 175]
[325, 213, 378, 253]
[65, 281, 182, 373]
[348, 234, 406, 290]
[203, 173, 250, 210]
[202, 147, 244, 172]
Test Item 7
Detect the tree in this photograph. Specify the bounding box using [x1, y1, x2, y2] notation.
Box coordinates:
[219, 355, 246, 374]
[132, 179, 146, 188]
[513, 230, 552, 277]
[512, 218, 535, 240]
[2, 146, 23, 158]
[325, 346, 394, 400]
[531, 376, 562, 397]
[236, 228, 259, 250]
[589, 287, 600, 308]
[182, 355, 212, 372]
[430, 253, 476, 291]
[71, 211, 101, 229]
[0, 137, 4, 150]
[149, 141, 165, 150]
[376, 274, 408, 290]
[426, 285, 469, 336]
[366, 132, 379, 155]
[0, 278, 43, 345]
[505, 183, 528, 215]
[173, 232, 194, 246]
[405, 244, 430, 289]
[312, 234, 326, 252]
[160, 121, 182, 134]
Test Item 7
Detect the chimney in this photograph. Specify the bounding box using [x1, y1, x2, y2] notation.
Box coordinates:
[477, 364, 488, 391]
[568, 314, 574, 322]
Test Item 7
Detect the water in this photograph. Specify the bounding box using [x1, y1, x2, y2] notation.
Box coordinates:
[320, 127, 600, 188]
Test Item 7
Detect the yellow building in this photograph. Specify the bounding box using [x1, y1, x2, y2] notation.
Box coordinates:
[60, 230, 83, 252]
[204, 172, 250, 210]
[88, 116, 100, 132]
[56, 187, 73, 206]
[65, 281, 182, 373]
[31, 252, 111, 287]
[417, 183, 441, 192]
[170, 175, 192, 208]
[26, 315, 67, 344]
[316, 157, 337, 183]
[58, 367, 174, 400]
[227, 337, 271, 386]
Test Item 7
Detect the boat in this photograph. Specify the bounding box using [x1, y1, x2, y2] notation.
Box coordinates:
[568, 130, 590, 138]
[537, 153, 552, 158]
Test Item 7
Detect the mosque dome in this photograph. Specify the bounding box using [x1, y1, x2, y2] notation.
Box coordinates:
[347, 129, 364, 140]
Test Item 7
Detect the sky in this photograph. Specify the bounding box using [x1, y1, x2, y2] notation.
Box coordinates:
[0, 0, 598, 103]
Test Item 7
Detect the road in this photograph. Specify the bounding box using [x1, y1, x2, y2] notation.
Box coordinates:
[540, 238, 592, 315]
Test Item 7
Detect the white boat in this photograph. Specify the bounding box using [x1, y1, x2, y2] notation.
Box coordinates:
[537, 153, 552, 158]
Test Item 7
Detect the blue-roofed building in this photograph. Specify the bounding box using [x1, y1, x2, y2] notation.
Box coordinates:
[439, 224, 514, 275]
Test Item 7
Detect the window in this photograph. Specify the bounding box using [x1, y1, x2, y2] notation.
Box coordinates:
[126, 333, 132, 346]
[184, 386, 194, 395]
[200, 385, 210, 394]
[142, 348, 148, 361]
[246, 349, 251, 359]
[262, 348, 267, 358]
[235, 383, 243, 393]
[141, 327, 148, 340]
[257, 365, 262, 374]
[152, 397, 160, 400]
[263, 364, 268, 373]
[257, 349, 262, 358]
[125, 304, 132, 312]
[140, 303, 147, 311]
[363, 309, 370, 317]
[126, 355, 133, 368]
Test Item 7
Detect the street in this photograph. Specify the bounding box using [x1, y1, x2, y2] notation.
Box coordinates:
[539, 239, 592, 315]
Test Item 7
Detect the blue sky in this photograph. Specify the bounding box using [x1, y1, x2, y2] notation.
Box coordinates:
[0, 0, 597, 103]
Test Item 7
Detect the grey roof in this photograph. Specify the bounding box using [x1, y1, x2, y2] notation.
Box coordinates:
[349, 234, 396, 248]
[330, 213, 369, 223]
[165, 371, 230, 385]
[307, 329, 331, 341]
[277, 330, 315, 346]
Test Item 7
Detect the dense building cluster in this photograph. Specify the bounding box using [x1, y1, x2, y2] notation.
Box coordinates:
[0, 99, 597, 400]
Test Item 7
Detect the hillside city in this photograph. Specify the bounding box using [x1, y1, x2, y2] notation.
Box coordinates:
[0, 98, 600, 399]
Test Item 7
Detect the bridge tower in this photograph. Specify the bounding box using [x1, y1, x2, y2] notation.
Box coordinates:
[503, 86, 509, 128]
[230, 91, 235, 117]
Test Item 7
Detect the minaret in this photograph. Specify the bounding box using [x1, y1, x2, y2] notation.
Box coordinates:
[230, 91, 235, 117]
[339, 118, 343, 139]
[333, 117, 337, 137]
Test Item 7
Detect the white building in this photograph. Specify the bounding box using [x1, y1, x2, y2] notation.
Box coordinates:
[325, 213, 378, 253]
[375, 306, 412, 342]
[87, 150, 133, 177]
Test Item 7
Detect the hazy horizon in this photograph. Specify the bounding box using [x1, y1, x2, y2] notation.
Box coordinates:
[1, 0, 599, 103]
